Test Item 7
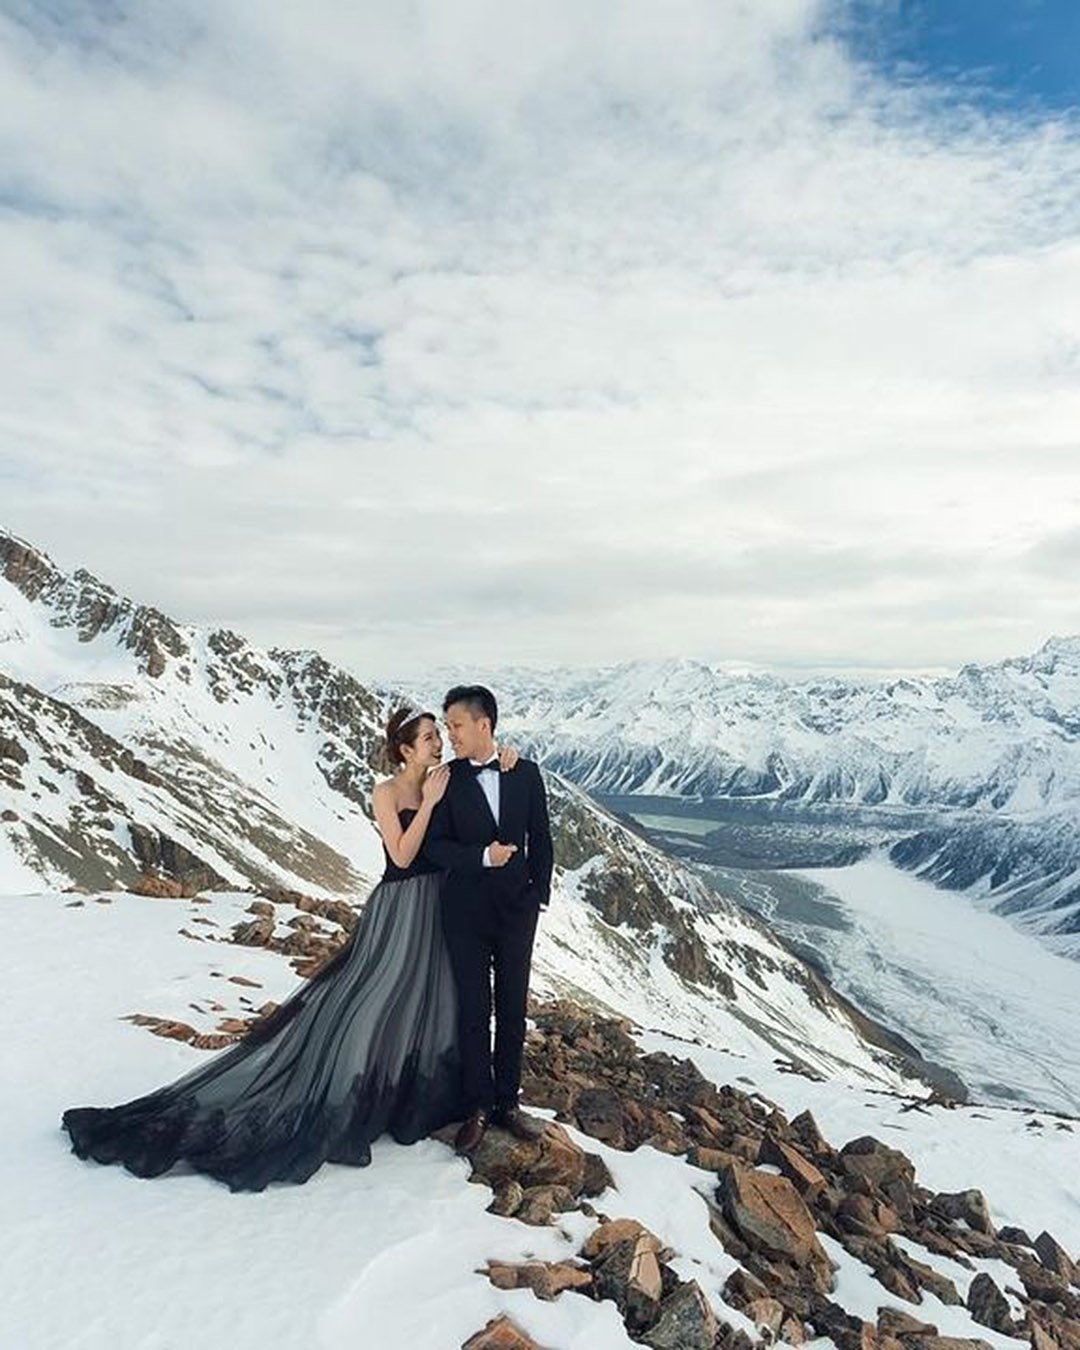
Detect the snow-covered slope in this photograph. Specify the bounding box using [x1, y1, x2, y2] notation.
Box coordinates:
[0, 528, 928, 1096]
[5, 886, 1079, 1350]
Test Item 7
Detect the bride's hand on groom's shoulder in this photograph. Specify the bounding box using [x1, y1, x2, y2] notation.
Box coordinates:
[421, 763, 450, 805]
[498, 744, 520, 772]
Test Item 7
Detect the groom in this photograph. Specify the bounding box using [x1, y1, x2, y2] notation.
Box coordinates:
[423, 684, 553, 1153]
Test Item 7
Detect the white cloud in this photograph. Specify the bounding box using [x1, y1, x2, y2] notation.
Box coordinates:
[0, 0, 1078, 679]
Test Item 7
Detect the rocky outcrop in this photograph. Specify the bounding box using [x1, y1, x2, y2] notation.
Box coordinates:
[464, 998, 1080, 1350]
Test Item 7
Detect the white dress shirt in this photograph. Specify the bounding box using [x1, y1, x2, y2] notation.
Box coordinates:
[469, 754, 501, 867]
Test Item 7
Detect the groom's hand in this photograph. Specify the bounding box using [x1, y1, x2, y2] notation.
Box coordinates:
[488, 841, 518, 867]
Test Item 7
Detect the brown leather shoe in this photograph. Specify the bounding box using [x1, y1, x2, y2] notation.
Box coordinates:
[491, 1105, 545, 1142]
[454, 1108, 489, 1155]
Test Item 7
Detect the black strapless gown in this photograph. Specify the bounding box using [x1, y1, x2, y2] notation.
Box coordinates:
[61, 810, 464, 1191]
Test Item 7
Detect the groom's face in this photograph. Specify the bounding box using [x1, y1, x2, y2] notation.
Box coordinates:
[444, 702, 490, 760]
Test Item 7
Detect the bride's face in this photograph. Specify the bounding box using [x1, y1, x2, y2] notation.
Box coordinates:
[404, 716, 443, 768]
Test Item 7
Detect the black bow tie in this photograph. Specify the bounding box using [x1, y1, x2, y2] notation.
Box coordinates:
[470, 759, 500, 775]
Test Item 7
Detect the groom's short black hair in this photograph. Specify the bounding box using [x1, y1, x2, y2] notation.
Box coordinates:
[443, 684, 498, 731]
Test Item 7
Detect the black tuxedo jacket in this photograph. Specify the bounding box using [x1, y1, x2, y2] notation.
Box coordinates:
[423, 757, 553, 910]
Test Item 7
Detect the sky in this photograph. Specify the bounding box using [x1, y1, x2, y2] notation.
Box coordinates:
[1, 1, 1078, 681]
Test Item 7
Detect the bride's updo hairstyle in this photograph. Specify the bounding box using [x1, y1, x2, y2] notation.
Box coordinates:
[384, 706, 435, 769]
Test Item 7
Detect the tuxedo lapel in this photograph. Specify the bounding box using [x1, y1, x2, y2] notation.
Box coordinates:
[462, 765, 498, 831]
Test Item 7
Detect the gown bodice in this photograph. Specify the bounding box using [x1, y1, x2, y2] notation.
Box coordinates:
[381, 807, 442, 882]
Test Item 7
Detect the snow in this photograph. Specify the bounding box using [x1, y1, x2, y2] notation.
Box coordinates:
[787, 857, 1080, 1114]
[5, 888, 1079, 1350]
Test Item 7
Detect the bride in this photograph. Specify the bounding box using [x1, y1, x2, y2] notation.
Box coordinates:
[61, 707, 518, 1192]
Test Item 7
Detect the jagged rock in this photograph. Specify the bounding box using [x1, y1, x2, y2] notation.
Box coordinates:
[893, 1249, 962, 1306]
[966, 1272, 1015, 1334]
[1019, 1259, 1074, 1306]
[916, 1227, 966, 1261]
[581, 1151, 614, 1197]
[720, 1162, 833, 1288]
[706, 1194, 751, 1260]
[592, 1231, 665, 1332]
[930, 1190, 994, 1236]
[484, 1259, 592, 1301]
[998, 1225, 1034, 1248]
[641, 1280, 718, 1349]
[839, 1138, 916, 1195]
[1030, 1306, 1080, 1350]
[462, 1120, 586, 1199]
[1036, 1232, 1079, 1286]
[759, 1134, 827, 1200]
[461, 1315, 545, 1349]
[809, 1300, 867, 1350]
[581, 1218, 662, 1261]
[837, 1193, 901, 1239]
[722, 1265, 773, 1311]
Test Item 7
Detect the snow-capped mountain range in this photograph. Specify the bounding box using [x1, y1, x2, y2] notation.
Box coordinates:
[481, 651, 1080, 812]
[0, 528, 923, 1094]
[402, 651, 1080, 949]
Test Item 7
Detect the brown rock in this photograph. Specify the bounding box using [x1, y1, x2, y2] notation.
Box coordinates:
[593, 1232, 665, 1332]
[461, 1315, 544, 1350]
[582, 1151, 615, 1197]
[721, 1162, 833, 1286]
[759, 1134, 827, 1200]
[839, 1138, 916, 1195]
[574, 1087, 626, 1148]
[894, 1250, 962, 1306]
[1030, 1307, 1080, 1350]
[1019, 1259, 1072, 1305]
[1036, 1232, 1079, 1285]
[997, 1226, 1034, 1248]
[642, 1280, 719, 1349]
[966, 1272, 1015, 1335]
[790, 1109, 835, 1160]
[721, 1265, 772, 1310]
[689, 1145, 739, 1172]
[129, 873, 184, 898]
[484, 1259, 592, 1301]
[745, 1296, 786, 1337]
[706, 1195, 751, 1260]
[467, 1120, 585, 1195]
[838, 1193, 901, 1240]
[582, 1218, 663, 1261]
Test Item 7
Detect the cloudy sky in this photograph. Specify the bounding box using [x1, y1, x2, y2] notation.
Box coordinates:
[1, 1, 1079, 680]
